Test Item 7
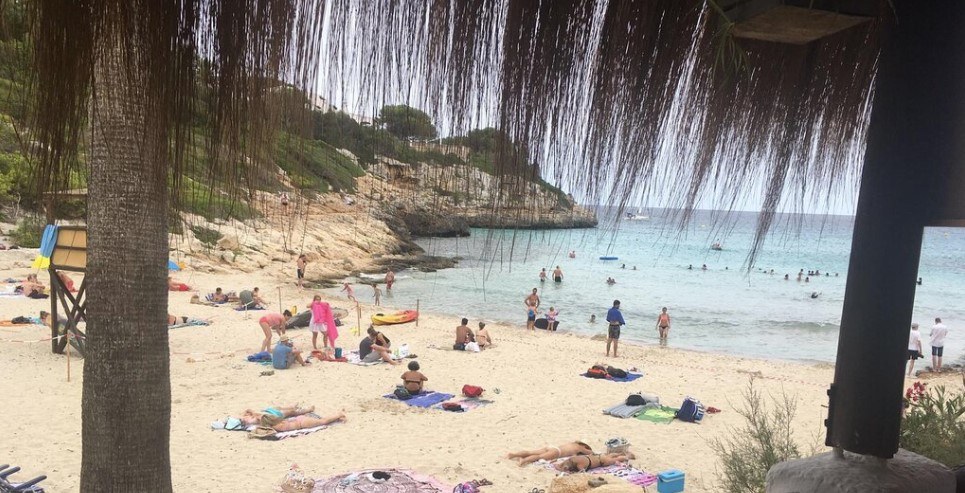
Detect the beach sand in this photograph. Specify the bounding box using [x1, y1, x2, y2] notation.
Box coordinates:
[1, 266, 961, 492]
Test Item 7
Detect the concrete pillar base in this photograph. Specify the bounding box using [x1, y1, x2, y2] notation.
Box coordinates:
[766, 449, 955, 493]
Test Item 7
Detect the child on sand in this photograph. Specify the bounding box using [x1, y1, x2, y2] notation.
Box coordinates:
[308, 295, 337, 350]
[341, 282, 356, 303]
[526, 304, 538, 331]
[296, 254, 307, 289]
[401, 360, 428, 393]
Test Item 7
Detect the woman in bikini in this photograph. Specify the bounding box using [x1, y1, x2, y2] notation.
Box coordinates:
[507, 441, 593, 466]
[554, 451, 635, 472]
[656, 307, 671, 341]
[238, 405, 346, 431]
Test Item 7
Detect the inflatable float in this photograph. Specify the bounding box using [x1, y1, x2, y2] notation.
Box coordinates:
[371, 310, 419, 326]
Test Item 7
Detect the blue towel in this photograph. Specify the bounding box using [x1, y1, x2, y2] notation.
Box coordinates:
[581, 372, 643, 383]
[384, 391, 455, 408]
[247, 351, 271, 362]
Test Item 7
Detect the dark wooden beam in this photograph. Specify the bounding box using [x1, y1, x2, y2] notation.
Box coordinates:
[826, 1, 965, 458]
[732, 6, 870, 44]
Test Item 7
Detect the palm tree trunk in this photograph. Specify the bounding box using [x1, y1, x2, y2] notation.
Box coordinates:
[80, 47, 172, 491]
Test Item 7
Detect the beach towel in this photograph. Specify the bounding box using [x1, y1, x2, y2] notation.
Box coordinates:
[247, 351, 272, 363]
[213, 413, 334, 440]
[581, 372, 643, 383]
[168, 319, 210, 329]
[431, 397, 493, 412]
[540, 460, 657, 487]
[602, 403, 646, 419]
[346, 351, 383, 366]
[635, 406, 679, 424]
[384, 391, 454, 408]
[312, 468, 453, 492]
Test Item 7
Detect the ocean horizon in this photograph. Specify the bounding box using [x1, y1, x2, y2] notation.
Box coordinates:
[336, 209, 964, 364]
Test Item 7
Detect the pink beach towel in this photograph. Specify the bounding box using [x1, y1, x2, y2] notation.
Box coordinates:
[310, 301, 339, 342]
[310, 468, 453, 492]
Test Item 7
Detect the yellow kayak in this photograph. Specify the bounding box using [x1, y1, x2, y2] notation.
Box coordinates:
[371, 310, 419, 326]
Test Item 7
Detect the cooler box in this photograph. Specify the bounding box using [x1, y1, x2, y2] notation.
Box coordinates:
[334, 347, 343, 358]
[657, 469, 685, 493]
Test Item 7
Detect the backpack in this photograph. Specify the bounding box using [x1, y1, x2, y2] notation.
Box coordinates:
[586, 367, 609, 379]
[462, 385, 484, 398]
[676, 397, 706, 423]
[394, 385, 413, 400]
[626, 394, 647, 406]
[442, 402, 465, 412]
[607, 366, 628, 378]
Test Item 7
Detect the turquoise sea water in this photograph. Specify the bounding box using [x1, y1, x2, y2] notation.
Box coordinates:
[339, 210, 965, 363]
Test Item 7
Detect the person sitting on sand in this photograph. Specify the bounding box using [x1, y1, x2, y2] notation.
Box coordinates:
[507, 441, 594, 466]
[454, 318, 475, 350]
[272, 335, 309, 369]
[401, 360, 428, 393]
[360, 326, 398, 365]
[476, 321, 493, 348]
[555, 452, 636, 473]
[239, 287, 267, 309]
[258, 310, 292, 352]
[19, 274, 46, 298]
[212, 287, 228, 303]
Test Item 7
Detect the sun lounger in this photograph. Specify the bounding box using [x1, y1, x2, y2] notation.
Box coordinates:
[635, 405, 679, 424]
[0, 463, 46, 493]
[313, 468, 453, 492]
[384, 391, 454, 408]
[602, 403, 646, 419]
[581, 372, 643, 382]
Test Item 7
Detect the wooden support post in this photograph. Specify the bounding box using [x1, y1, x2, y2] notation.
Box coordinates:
[49, 268, 60, 354]
[416, 299, 420, 327]
[826, 1, 965, 458]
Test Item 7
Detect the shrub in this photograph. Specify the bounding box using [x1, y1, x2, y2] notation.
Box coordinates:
[10, 216, 44, 247]
[712, 380, 807, 493]
[190, 225, 222, 247]
[900, 378, 965, 467]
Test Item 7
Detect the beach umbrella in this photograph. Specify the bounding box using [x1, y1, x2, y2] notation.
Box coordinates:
[167, 259, 181, 271]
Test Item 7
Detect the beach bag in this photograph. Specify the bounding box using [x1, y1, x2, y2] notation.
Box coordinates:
[394, 385, 413, 400]
[280, 464, 315, 493]
[607, 366, 628, 378]
[453, 482, 480, 493]
[465, 341, 481, 352]
[626, 394, 647, 406]
[586, 367, 608, 379]
[462, 385, 484, 398]
[676, 397, 706, 423]
[442, 402, 465, 412]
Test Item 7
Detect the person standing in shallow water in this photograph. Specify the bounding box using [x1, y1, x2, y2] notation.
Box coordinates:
[539, 268, 547, 283]
[553, 265, 564, 283]
[656, 307, 671, 344]
[606, 300, 625, 357]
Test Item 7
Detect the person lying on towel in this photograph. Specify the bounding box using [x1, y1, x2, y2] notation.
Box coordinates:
[225, 405, 346, 431]
[554, 451, 635, 473]
[167, 314, 212, 326]
[507, 441, 594, 466]
[167, 276, 190, 291]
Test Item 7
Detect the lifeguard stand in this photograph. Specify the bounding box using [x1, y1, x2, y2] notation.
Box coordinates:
[47, 226, 88, 356]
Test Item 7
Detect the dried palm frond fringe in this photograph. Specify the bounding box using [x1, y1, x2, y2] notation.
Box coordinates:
[21, 0, 880, 265]
[324, 0, 881, 265]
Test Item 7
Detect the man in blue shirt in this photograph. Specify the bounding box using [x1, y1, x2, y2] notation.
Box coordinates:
[605, 300, 626, 357]
[272, 335, 307, 369]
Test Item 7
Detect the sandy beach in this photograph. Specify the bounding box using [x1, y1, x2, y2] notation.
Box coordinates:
[1, 262, 961, 492]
